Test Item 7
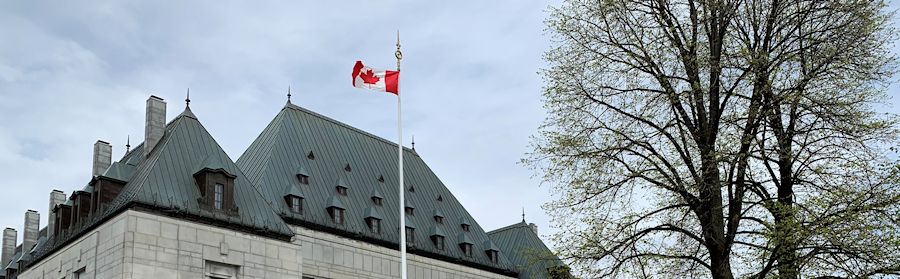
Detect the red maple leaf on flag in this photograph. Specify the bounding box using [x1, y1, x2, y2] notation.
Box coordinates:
[359, 69, 381, 84]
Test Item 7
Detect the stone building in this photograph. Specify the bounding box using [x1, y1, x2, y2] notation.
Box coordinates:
[0, 95, 569, 279]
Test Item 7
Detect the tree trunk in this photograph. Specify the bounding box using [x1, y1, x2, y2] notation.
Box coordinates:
[774, 139, 799, 279]
[699, 146, 735, 279]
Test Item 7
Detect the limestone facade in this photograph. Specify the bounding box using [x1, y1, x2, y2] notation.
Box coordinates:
[18, 210, 302, 279]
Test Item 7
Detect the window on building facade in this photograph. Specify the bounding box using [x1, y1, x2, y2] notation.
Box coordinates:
[405, 206, 414, 216]
[431, 235, 445, 250]
[297, 174, 309, 185]
[194, 167, 237, 214]
[461, 224, 470, 232]
[460, 243, 473, 257]
[205, 261, 238, 279]
[289, 196, 303, 214]
[214, 183, 224, 210]
[434, 216, 444, 224]
[336, 186, 348, 196]
[372, 196, 383, 206]
[367, 217, 381, 234]
[329, 207, 345, 225]
[73, 267, 86, 279]
[405, 227, 415, 245]
[487, 250, 500, 264]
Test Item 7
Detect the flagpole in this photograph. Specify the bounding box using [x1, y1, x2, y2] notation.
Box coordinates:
[396, 30, 407, 279]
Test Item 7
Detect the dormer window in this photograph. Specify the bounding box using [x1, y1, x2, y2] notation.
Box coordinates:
[433, 209, 445, 224]
[487, 250, 499, 264]
[405, 227, 415, 245]
[336, 186, 348, 196]
[366, 217, 381, 234]
[194, 161, 238, 214]
[460, 243, 473, 257]
[431, 235, 445, 250]
[284, 195, 303, 214]
[405, 206, 414, 216]
[214, 183, 224, 210]
[372, 196, 383, 206]
[329, 207, 345, 225]
[297, 174, 309, 185]
[326, 196, 345, 225]
[461, 224, 470, 232]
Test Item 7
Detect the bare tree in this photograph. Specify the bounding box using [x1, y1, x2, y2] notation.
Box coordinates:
[529, 0, 900, 278]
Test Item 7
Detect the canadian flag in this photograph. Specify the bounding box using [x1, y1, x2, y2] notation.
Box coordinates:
[352, 61, 399, 95]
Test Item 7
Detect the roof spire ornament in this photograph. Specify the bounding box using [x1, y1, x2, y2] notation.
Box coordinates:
[126, 135, 131, 153]
[411, 135, 415, 150]
[185, 88, 191, 107]
[522, 208, 526, 222]
[287, 86, 292, 104]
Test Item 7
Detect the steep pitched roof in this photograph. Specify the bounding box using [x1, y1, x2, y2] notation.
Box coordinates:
[488, 221, 568, 279]
[103, 108, 293, 236]
[23, 106, 293, 270]
[236, 103, 517, 275]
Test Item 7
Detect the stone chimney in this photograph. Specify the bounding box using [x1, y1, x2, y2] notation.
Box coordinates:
[23, 210, 39, 252]
[47, 190, 66, 239]
[92, 140, 112, 176]
[144, 95, 167, 158]
[1, 228, 16, 267]
[529, 223, 538, 235]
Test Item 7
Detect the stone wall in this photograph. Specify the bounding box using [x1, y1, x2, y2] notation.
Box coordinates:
[18, 210, 128, 279]
[294, 226, 515, 279]
[19, 210, 302, 279]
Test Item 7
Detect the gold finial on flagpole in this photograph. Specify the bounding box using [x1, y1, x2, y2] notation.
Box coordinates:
[395, 30, 402, 71]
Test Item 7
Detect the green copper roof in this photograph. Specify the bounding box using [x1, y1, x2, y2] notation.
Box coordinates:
[99, 108, 293, 237]
[488, 221, 568, 279]
[364, 206, 383, 220]
[236, 103, 516, 273]
[284, 183, 304, 198]
[100, 161, 134, 182]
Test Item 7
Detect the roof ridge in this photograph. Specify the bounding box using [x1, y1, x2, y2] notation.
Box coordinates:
[284, 103, 419, 157]
[109, 113, 192, 212]
[487, 221, 529, 235]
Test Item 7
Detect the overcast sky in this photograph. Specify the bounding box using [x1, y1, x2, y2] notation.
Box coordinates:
[0, 1, 561, 244]
[0, 1, 898, 252]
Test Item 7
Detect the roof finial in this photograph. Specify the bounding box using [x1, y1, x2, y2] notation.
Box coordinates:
[185, 88, 191, 107]
[522, 207, 526, 222]
[287, 86, 292, 104]
[411, 134, 415, 150]
[126, 135, 131, 153]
